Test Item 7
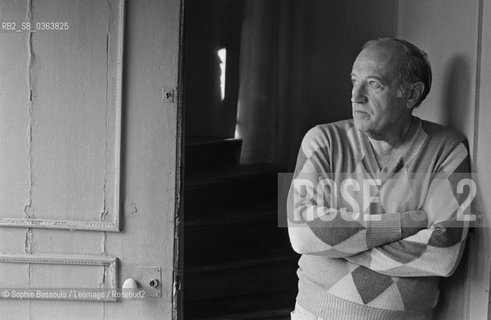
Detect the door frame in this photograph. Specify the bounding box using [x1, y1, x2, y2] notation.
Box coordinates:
[466, 0, 491, 318]
[172, 0, 186, 318]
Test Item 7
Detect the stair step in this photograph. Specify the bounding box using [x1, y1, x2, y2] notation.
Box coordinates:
[185, 255, 298, 274]
[185, 163, 282, 188]
[184, 256, 298, 301]
[184, 164, 282, 214]
[185, 204, 277, 228]
[184, 198, 277, 223]
[184, 211, 293, 268]
[184, 290, 296, 319]
[184, 197, 279, 223]
[185, 137, 242, 174]
[192, 309, 292, 320]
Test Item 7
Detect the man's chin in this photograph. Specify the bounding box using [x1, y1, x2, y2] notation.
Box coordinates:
[354, 119, 379, 138]
[353, 117, 370, 131]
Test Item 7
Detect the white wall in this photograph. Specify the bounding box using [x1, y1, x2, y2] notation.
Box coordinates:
[399, 0, 490, 319]
[399, 0, 478, 146]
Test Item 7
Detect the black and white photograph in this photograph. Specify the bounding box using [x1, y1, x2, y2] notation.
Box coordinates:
[0, 0, 490, 319]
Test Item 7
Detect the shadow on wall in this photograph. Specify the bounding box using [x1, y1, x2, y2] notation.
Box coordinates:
[433, 55, 471, 320]
[440, 55, 471, 132]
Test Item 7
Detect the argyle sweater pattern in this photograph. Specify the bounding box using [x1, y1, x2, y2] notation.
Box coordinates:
[287, 117, 471, 320]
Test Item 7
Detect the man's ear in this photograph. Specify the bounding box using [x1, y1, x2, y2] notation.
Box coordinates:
[406, 81, 425, 109]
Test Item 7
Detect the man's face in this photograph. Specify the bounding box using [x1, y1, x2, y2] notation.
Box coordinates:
[350, 45, 411, 139]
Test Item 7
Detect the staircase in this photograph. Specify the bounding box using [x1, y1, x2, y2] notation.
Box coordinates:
[183, 138, 298, 320]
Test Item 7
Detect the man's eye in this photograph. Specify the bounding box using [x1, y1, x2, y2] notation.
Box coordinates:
[368, 81, 382, 89]
[351, 79, 358, 86]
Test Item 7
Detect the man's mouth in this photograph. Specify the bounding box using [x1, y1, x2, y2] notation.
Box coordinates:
[353, 110, 369, 116]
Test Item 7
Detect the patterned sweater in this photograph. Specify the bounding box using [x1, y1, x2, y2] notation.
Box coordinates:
[287, 117, 471, 320]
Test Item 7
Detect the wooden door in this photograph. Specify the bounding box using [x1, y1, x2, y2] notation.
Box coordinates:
[0, 0, 182, 319]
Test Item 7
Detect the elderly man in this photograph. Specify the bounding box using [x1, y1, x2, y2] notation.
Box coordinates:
[287, 38, 471, 320]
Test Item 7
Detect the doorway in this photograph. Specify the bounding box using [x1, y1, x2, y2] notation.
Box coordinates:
[180, 0, 298, 319]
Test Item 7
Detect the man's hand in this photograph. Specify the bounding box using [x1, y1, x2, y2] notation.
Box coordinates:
[400, 210, 428, 239]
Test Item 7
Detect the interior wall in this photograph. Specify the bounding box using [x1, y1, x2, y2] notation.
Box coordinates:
[237, 0, 400, 168]
[399, 0, 478, 146]
[398, 1, 489, 319]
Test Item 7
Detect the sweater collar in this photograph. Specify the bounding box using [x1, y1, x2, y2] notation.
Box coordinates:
[353, 116, 426, 175]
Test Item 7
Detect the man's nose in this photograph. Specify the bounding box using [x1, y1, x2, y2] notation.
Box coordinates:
[351, 83, 368, 104]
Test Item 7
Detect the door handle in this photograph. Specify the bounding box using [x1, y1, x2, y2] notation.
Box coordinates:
[122, 266, 162, 298]
[122, 278, 139, 290]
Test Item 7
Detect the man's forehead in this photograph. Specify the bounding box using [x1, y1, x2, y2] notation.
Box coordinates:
[351, 44, 403, 79]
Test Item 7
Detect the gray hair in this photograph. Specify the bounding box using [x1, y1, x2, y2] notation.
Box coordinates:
[362, 38, 432, 107]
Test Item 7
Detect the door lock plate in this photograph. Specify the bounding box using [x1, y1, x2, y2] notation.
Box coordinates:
[124, 266, 162, 298]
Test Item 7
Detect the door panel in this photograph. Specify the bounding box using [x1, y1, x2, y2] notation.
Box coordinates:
[0, 0, 182, 319]
[0, 0, 122, 231]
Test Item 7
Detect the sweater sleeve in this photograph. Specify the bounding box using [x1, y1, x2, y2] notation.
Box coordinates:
[288, 126, 404, 258]
[345, 142, 471, 277]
